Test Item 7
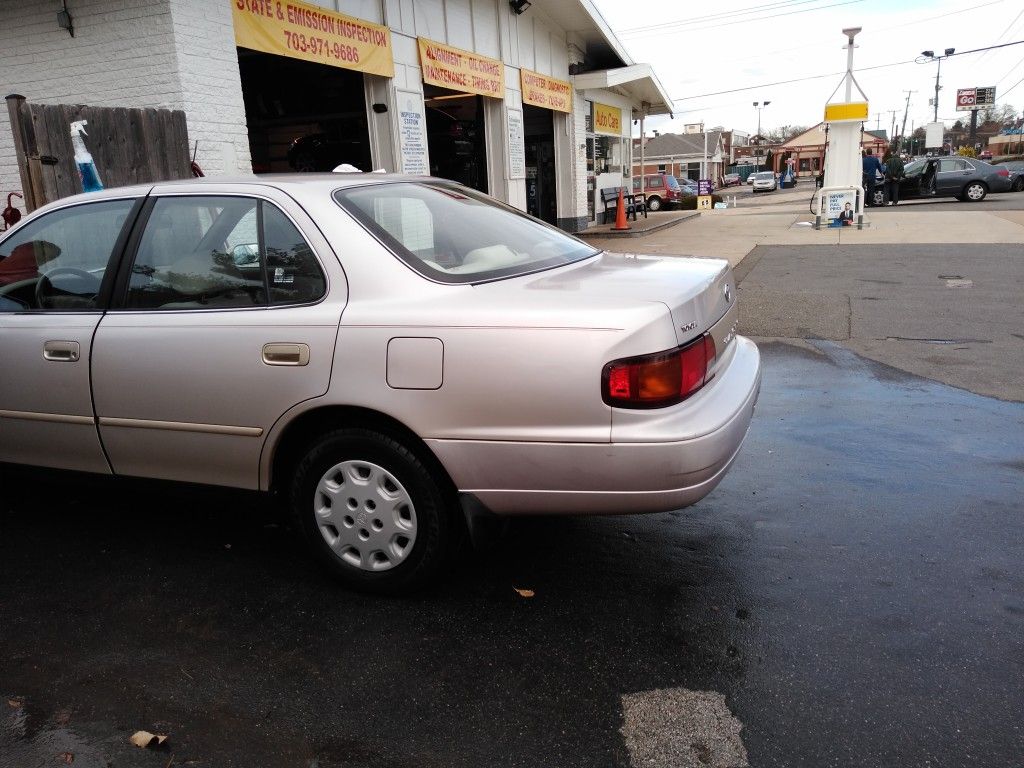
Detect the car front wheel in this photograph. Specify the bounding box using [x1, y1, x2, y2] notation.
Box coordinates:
[963, 181, 987, 202]
[1012, 177, 1023, 192]
[290, 428, 457, 593]
[646, 195, 662, 211]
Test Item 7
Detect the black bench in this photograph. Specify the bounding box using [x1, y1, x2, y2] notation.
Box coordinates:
[600, 187, 647, 224]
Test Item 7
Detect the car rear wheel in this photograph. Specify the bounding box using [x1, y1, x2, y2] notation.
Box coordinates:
[1012, 177, 1024, 192]
[963, 181, 987, 202]
[646, 195, 662, 211]
[290, 428, 457, 593]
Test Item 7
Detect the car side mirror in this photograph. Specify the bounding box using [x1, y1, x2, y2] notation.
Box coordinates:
[231, 243, 259, 266]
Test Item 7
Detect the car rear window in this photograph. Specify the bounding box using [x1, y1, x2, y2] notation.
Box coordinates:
[334, 182, 599, 284]
[664, 176, 681, 190]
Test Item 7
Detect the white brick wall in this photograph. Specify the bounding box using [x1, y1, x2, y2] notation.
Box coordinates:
[0, 0, 251, 212]
[167, 0, 252, 177]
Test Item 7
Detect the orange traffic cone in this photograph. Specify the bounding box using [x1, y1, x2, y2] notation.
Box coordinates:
[611, 187, 631, 231]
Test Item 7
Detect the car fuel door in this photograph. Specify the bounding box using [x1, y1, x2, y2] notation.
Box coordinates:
[91, 186, 347, 489]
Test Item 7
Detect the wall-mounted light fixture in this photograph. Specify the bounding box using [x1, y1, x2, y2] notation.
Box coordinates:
[509, 0, 532, 15]
[57, 1, 74, 37]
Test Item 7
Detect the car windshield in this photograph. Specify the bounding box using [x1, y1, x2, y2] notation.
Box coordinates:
[753, 172, 774, 180]
[334, 182, 599, 284]
[664, 176, 681, 189]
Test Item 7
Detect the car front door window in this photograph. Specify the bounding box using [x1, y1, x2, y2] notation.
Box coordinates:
[0, 199, 135, 312]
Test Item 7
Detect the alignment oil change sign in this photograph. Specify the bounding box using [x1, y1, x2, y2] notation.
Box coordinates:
[417, 38, 505, 99]
[232, 0, 393, 77]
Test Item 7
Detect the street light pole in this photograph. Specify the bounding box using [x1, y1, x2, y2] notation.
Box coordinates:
[920, 48, 954, 123]
[753, 100, 770, 172]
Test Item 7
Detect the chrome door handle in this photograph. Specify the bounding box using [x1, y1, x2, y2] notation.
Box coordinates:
[42, 340, 80, 362]
[262, 343, 310, 366]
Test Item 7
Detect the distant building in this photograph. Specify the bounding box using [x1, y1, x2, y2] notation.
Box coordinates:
[777, 123, 889, 177]
[632, 129, 725, 183]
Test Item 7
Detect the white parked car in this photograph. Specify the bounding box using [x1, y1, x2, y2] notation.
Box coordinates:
[0, 175, 761, 592]
[750, 171, 778, 192]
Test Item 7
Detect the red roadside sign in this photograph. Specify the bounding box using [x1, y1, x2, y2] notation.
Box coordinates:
[956, 88, 977, 111]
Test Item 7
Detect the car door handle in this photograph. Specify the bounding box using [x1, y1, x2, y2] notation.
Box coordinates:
[42, 340, 80, 362]
[262, 343, 310, 366]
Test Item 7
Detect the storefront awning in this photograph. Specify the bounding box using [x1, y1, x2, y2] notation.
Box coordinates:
[571, 64, 674, 116]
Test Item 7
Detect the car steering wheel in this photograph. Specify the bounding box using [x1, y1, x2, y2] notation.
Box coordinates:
[35, 267, 101, 309]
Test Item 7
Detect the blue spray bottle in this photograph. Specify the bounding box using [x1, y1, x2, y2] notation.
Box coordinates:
[70, 120, 104, 192]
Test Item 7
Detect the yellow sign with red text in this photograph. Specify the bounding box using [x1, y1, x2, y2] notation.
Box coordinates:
[520, 69, 572, 113]
[417, 38, 504, 99]
[231, 0, 393, 78]
[594, 102, 622, 135]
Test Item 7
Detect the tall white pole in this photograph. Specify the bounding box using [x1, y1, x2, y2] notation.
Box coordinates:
[844, 34, 856, 102]
[639, 113, 645, 201]
[702, 122, 708, 180]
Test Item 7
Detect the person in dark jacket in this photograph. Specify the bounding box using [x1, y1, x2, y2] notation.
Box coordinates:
[883, 148, 905, 205]
[862, 148, 884, 205]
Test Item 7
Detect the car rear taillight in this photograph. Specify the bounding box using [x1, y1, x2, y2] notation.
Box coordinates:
[996, 168, 1010, 177]
[603, 334, 716, 408]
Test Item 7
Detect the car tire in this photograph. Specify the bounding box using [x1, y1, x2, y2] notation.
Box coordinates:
[963, 181, 987, 202]
[646, 195, 662, 211]
[1012, 178, 1024, 192]
[290, 427, 457, 594]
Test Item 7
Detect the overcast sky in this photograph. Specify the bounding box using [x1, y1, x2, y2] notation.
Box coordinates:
[590, 0, 1024, 138]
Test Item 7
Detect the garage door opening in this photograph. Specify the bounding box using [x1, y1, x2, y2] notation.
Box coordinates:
[237, 49, 371, 174]
[523, 104, 556, 225]
[422, 84, 487, 193]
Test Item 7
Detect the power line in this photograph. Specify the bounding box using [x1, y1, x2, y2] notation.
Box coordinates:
[620, 0, 830, 35]
[621, 0, 865, 40]
[1003, 73, 1024, 98]
[670, 40, 1024, 102]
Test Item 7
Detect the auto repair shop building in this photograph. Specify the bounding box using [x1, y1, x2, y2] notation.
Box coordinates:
[0, 0, 672, 232]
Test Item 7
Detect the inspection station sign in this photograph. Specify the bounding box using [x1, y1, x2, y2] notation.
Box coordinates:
[418, 38, 504, 99]
[232, 0, 393, 77]
[594, 103, 622, 135]
[520, 69, 572, 113]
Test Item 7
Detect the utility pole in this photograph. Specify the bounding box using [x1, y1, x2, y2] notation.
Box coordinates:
[888, 110, 898, 144]
[900, 90, 915, 150]
[920, 49, 955, 122]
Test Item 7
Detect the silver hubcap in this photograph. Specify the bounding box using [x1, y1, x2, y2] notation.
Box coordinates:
[967, 185, 984, 200]
[314, 460, 417, 572]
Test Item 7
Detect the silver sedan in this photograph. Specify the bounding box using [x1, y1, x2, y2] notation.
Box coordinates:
[0, 175, 761, 592]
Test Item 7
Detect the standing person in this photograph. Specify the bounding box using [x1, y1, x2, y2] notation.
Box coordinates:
[862, 148, 883, 206]
[883, 146, 905, 205]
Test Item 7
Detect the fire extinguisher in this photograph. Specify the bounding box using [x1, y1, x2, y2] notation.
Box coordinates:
[1, 192, 22, 231]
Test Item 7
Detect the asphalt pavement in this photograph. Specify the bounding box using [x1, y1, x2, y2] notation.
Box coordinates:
[3, 341, 1023, 768]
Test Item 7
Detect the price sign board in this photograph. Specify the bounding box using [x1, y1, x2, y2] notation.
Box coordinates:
[975, 86, 996, 107]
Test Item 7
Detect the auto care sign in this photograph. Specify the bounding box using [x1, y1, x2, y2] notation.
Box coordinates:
[232, 0, 393, 77]
[594, 103, 622, 136]
[418, 38, 504, 99]
[520, 69, 572, 113]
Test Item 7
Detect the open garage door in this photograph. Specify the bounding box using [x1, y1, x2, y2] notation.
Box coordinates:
[238, 49, 371, 174]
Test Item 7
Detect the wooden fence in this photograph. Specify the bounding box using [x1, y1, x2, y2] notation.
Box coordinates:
[5, 95, 192, 212]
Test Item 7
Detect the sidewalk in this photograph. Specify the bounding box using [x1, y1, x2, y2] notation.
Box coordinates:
[583, 189, 1024, 267]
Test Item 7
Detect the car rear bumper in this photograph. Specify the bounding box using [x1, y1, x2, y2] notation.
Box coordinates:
[428, 336, 761, 515]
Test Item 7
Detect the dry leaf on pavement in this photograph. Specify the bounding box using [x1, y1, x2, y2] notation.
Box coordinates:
[513, 587, 535, 598]
[130, 731, 169, 748]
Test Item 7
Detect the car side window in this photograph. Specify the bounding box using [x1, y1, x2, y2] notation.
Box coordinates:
[648, 177, 663, 189]
[125, 196, 324, 310]
[262, 203, 326, 305]
[0, 199, 135, 312]
[127, 196, 265, 310]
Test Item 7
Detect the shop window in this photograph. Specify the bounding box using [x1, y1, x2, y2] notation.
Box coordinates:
[799, 158, 811, 172]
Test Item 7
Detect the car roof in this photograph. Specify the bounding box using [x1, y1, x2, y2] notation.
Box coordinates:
[27, 173, 453, 210]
